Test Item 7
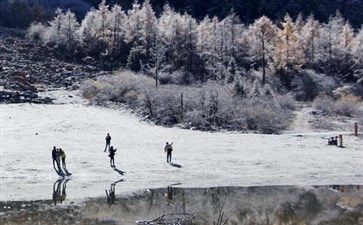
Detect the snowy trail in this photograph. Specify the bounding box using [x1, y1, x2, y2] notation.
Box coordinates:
[1, 90, 363, 201]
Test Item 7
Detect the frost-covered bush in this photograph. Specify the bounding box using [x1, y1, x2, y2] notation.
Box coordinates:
[334, 95, 360, 117]
[81, 71, 295, 133]
[314, 95, 360, 117]
[290, 70, 340, 101]
[26, 22, 47, 40]
[239, 98, 290, 134]
[274, 93, 296, 110]
[313, 96, 335, 115]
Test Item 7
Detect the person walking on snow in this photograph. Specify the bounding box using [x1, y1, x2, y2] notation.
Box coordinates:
[109, 146, 117, 167]
[104, 133, 111, 152]
[164, 142, 173, 163]
[52, 146, 59, 171]
[55, 148, 62, 171]
[59, 148, 66, 170]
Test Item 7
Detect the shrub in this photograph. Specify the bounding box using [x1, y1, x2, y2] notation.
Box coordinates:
[80, 71, 295, 134]
[313, 95, 360, 117]
[26, 22, 47, 41]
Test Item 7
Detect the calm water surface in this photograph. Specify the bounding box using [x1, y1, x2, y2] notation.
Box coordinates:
[1, 184, 363, 225]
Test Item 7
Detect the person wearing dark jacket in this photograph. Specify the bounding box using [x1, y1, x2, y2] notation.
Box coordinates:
[52, 146, 60, 171]
[104, 133, 111, 152]
[109, 146, 117, 167]
[164, 142, 173, 163]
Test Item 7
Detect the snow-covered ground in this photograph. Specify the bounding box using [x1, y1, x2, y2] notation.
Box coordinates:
[1, 90, 362, 202]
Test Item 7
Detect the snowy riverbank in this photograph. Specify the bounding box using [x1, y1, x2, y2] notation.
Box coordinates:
[1, 90, 362, 201]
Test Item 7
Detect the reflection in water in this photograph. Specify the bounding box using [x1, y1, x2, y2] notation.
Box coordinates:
[164, 186, 173, 205]
[105, 179, 124, 206]
[1, 185, 363, 225]
[330, 184, 361, 193]
[52, 178, 70, 205]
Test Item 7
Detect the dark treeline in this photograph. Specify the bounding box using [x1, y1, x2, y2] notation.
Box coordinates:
[1, 0, 363, 29]
[86, 0, 363, 28]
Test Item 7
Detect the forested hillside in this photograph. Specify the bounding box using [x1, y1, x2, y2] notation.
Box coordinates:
[27, 0, 363, 85]
[1, 0, 363, 133]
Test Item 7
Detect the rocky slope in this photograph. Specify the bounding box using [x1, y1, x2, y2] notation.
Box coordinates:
[0, 37, 104, 104]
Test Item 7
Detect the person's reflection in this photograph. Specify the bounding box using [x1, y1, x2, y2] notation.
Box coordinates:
[164, 186, 174, 206]
[330, 185, 362, 193]
[52, 179, 70, 205]
[105, 179, 124, 206]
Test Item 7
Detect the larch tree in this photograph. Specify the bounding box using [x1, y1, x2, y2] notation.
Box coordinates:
[148, 34, 167, 88]
[44, 8, 64, 44]
[181, 13, 200, 77]
[107, 4, 126, 64]
[158, 7, 185, 71]
[60, 9, 80, 55]
[126, 1, 144, 71]
[209, 13, 242, 82]
[79, 8, 97, 56]
[93, 0, 111, 59]
[300, 15, 320, 67]
[95, 0, 110, 42]
[79, 0, 111, 59]
[352, 27, 363, 71]
[126, 0, 158, 71]
[197, 16, 220, 80]
[157, 4, 176, 69]
[196, 16, 213, 54]
[223, 13, 248, 83]
[337, 21, 356, 81]
[319, 12, 345, 75]
[274, 14, 304, 71]
[139, 0, 157, 60]
[248, 16, 276, 84]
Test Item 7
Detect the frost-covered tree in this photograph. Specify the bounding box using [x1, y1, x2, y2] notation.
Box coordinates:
[40, 8, 80, 57]
[159, 6, 184, 70]
[95, 0, 110, 42]
[197, 16, 219, 80]
[27, 22, 47, 40]
[300, 15, 320, 67]
[148, 35, 167, 88]
[60, 9, 80, 53]
[352, 27, 363, 69]
[197, 16, 213, 53]
[139, 0, 157, 58]
[44, 8, 64, 44]
[79, 0, 115, 61]
[79, 8, 97, 55]
[158, 4, 176, 47]
[337, 21, 356, 81]
[248, 16, 276, 84]
[107, 4, 126, 62]
[182, 14, 200, 76]
[126, 0, 157, 71]
[204, 13, 243, 82]
[319, 12, 345, 74]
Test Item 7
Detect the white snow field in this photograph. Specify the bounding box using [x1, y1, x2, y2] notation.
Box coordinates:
[1, 90, 362, 201]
